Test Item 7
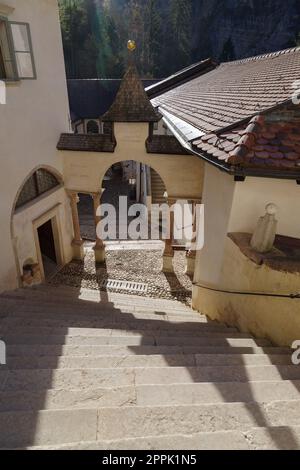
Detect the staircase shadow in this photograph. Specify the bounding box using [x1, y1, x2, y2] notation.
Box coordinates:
[1, 281, 300, 449]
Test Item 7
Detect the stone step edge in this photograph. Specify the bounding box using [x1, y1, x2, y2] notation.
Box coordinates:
[1, 364, 298, 375]
[1, 379, 299, 399]
[11, 425, 300, 450]
[1, 287, 193, 309]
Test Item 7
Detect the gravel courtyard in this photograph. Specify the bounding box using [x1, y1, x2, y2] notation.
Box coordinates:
[50, 245, 192, 305]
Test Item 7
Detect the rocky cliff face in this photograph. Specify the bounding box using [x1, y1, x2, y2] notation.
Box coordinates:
[192, 0, 300, 61]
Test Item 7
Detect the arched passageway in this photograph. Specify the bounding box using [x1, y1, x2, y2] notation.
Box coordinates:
[77, 160, 167, 243]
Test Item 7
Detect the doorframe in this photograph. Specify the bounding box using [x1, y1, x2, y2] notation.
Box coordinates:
[33, 204, 64, 282]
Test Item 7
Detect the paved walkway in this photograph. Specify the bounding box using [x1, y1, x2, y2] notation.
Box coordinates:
[50, 243, 192, 305]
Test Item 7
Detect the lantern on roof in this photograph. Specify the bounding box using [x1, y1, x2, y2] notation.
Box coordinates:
[127, 40, 136, 52]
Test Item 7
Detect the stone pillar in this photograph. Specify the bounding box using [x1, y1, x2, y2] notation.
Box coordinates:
[67, 191, 84, 260]
[91, 191, 105, 263]
[185, 200, 197, 276]
[162, 197, 175, 273]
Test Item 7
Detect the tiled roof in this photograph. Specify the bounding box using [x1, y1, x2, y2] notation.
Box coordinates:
[102, 65, 161, 122]
[192, 110, 300, 172]
[57, 134, 116, 153]
[152, 47, 300, 135]
[146, 135, 191, 155]
[67, 79, 159, 121]
[146, 59, 217, 99]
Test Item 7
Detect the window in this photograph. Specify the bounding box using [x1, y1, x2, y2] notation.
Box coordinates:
[86, 120, 99, 134]
[15, 169, 60, 210]
[0, 17, 35, 80]
[103, 122, 112, 135]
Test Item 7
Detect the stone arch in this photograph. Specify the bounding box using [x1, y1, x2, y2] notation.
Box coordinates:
[100, 158, 167, 196]
[11, 164, 63, 218]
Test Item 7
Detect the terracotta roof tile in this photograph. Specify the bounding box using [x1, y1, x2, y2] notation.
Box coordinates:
[192, 107, 300, 173]
[152, 47, 300, 134]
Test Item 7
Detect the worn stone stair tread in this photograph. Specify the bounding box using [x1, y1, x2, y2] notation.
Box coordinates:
[0, 302, 204, 322]
[6, 344, 291, 357]
[3, 334, 270, 347]
[15, 426, 300, 450]
[2, 323, 239, 335]
[1, 287, 194, 311]
[2, 365, 300, 391]
[0, 401, 300, 448]
[1, 381, 300, 411]
[5, 353, 293, 370]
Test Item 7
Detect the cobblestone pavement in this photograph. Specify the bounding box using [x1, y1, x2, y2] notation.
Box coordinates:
[50, 246, 192, 305]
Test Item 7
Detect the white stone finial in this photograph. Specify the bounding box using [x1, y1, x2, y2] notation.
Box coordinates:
[266, 203, 277, 216]
[250, 203, 278, 254]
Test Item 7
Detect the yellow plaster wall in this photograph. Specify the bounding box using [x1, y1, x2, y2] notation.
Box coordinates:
[193, 238, 300, 346]
[62, 123, 205, 199]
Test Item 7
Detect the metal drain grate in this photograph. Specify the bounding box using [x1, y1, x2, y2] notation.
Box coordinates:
[99, 279, 148, 294]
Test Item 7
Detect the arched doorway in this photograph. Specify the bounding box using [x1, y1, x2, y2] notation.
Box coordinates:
[11, 166, 67, 285]
[77, 160, 167, 243]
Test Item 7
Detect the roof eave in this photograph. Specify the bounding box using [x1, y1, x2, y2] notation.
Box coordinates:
[191, 147, 300, 181]
[146, 58, 218, 99]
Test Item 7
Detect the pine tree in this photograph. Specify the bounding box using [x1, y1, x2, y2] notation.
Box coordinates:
[59, 0, 98, 78]
[220, 36, 236, 62]
[168, 0, 192, 73]
[145, 0, 163, 77]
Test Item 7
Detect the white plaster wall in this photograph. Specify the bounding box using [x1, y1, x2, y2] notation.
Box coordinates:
[194, 167, 300, 288]
[193, 164, 235, 285]
[0, 1, 72, 291]
[229, 177, 300, 238]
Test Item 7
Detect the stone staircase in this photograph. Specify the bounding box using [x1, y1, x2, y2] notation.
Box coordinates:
[151, 168, 166, 205]
[0, 284, 300, 449]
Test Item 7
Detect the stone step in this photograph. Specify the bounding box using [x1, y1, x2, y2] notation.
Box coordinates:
[2, 318, 238, 333]
[1, 298, 202, 323]
[5, 353, 293, 370]
[1, 380, 300, 411]
[0, 401, 300, 448]
[2, 334, 270, 347]
[1, 287, 193, 312]
[2, 326, 248, 339]
[2, 365, 300, 391]
[6, 344, 291, 357]
[17, 426, 300, 450]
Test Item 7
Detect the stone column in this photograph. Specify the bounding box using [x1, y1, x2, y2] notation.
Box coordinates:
[67, 191, 84, 260]
[162, 197, 175, 273]
[185, 200, 197, 276]
[91, 191, 105, 263]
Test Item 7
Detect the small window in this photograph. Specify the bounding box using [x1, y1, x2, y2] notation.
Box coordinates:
[16, 169, 60, 210]
[0, 17, 36, 80]
[86, 120, 99, 134]
[10, 22, 36, 79]
[103, 122, 112, 135]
